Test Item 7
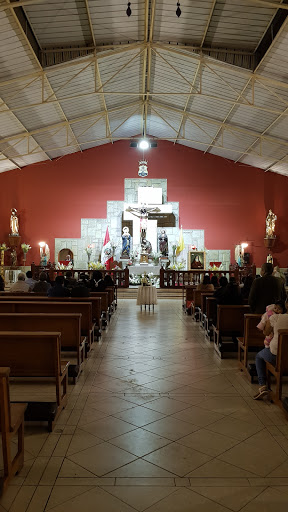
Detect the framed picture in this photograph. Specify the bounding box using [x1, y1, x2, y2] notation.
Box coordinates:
[188, 251, 206, 270]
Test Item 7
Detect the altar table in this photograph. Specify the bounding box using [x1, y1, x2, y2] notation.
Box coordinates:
[137, 285, 157, 310]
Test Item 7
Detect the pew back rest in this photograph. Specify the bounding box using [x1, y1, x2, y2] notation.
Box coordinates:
[193, 290, 203, 308]
[206, 297, 217, 320]
[0, 367, 12, 431]
[0, 332, 61, 377]
[242, 314, 263, 346]
[185, 286, 196, 302]
[276, 330, 288, 373]
[0, 313, 81, 349]
[0, 301, 92, 334]
[201, 292, 214, 314]
[217, 305, 250, 333]
[90, 292, 109, 312]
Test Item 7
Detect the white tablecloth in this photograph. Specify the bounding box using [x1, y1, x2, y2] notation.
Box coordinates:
[5, 269, 22, 284]
[136, 285, 157, 306]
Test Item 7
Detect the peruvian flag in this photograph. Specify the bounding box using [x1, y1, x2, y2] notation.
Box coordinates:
[101, 227, 113, 269]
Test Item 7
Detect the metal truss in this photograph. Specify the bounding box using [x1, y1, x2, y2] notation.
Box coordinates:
[1, 0, 288, 172]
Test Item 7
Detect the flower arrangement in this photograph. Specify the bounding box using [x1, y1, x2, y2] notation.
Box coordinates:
[168, 260, 185, 270]
[0, 243, 9, 251]
[152, 252, 161, 265]
[57, 262, 73, 270]
[88, 261, 105, 270]
[129, 273, 141, 285]
[85, 245, 93, 256]
[141, 272, 150, 286]
[21, 243, 31, 254]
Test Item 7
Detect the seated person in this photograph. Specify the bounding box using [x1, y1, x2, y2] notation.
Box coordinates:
[254, 299, 288, 400]
[213, 276, 228, 303]
[71, 276, 90, 297]
[256, 300, 285, 348]
[25, 270, 37, 290]
[64, 270, 77, 289]
[89, 270, 106, 292]
[33, 272, 51, 293]
[196, 275, 214, 291]
[217, 277, 243, 305]
[10, 272, 31, 292]
[104, 274, 114, 287]
[210, 275, 219, 288]
[0, 275, 4, 291]
[48, 275, 70, 297]
[240, 274, 254, 300]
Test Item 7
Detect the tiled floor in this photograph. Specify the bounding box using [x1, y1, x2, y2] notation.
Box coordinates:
[1, 299, 288, 511]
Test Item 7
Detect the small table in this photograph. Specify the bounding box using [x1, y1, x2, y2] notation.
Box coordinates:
[136, 285, 157, 311]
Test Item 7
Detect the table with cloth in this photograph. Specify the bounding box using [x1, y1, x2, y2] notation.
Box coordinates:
[136, 285, 157, 310]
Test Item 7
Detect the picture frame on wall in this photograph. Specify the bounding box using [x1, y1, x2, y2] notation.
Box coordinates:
[188, 251, 206, 270]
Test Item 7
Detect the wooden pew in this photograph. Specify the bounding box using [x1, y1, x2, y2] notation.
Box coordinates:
[213, 305, 250, 358]
[0, 300, 94, 349]
[266, 329, 288, 404]
[90, 292, 109, 326]
[0, 295, 102, 341]
[237, 314, 263, 380]
[204, 297, 217, 340]
[191, 290, 203, 321]
[185, 285, 196, 315]
[0, 368, 26, 494]
[199, 292, 214, 328]
[0, 313, 85, 383]
[0, 332, 69, 432]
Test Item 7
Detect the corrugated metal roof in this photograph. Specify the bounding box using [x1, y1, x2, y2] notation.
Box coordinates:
[0, 0, 288, 175]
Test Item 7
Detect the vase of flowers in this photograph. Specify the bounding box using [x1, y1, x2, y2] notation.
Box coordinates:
[85, 245, 93, 266]
[21, 243, 31, 264]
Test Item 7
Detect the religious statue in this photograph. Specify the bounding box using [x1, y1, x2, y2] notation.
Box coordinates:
[126, 203, 160, 246]
[10, 249, 17, 267]
[158, 229, 168, 256]
[267, 253, 273, 265]
[266, 209, 277, 238]
[141, 238, 152, 254]
[10, 208, 19, 236]
[121, 226, 131, 259]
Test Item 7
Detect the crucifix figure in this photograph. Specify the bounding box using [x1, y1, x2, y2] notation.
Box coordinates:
[126, 203, 160, 248]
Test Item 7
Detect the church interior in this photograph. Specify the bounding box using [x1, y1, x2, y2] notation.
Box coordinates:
[1, 1, 288, 510]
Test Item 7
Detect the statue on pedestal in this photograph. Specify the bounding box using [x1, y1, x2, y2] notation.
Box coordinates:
[10, 208, 19, 236]
[158, 229, 168, 256]
[141, 238, 152, 255]
[266, 209, 277, 238]
[10, 249, 18, 267]
[121, 226, 131, 259]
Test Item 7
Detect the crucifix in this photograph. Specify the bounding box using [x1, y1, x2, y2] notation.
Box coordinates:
[126, 204, 160, 247]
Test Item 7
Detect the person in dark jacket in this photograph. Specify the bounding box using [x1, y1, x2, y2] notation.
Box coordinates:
[48, 275, 70, 297]
[248, 263, 286, 314]
[71, 276, 90, 297]
[33, 272, 51, 293]
[217, 277, 243, 305]
[241, 274, 254, 301]
[213, 276, 228, 304]
[89, 271, 106, 292]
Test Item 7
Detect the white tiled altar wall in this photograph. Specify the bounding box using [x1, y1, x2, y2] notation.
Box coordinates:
[55, 179, 230, 270]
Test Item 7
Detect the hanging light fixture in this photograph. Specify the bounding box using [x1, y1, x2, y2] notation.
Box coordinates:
[126, 2, 132, 17]
[176, 2, 181, 17]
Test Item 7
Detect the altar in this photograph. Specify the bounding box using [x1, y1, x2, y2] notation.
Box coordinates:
[128, 264, 161, 276]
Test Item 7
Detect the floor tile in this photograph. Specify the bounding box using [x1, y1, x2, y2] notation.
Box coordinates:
[109, 428, 171, 456]
[115, 406, 166, 427]
[144, 442, 211, 477]
[67, 442, 137, 476]
[105, 486, 177, 511]
[144, 487, 230, 511]
[172, 405, 224, 427]
[206, 416, 264, 441]
[191, 486, 265, 511]
[79, 416, 137, 440]
[45, 486, 136, 511]
[178, 428, 239, 457]
[143, 416, 199, 440]
[240, 487, 288, 511]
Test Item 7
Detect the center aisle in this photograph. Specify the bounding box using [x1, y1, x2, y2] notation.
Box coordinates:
[4, 299, 288, 511]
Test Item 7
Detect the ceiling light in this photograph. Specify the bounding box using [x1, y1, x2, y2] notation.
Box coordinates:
[176, 2, 181, 17]
[138, 139, 149, 150]
[126, 2, 131, 16]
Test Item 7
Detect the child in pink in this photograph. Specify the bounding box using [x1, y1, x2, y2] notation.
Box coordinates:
[257, 302, 285, 347]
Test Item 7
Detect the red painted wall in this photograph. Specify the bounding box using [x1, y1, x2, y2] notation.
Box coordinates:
[0, 140, 287, 267]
